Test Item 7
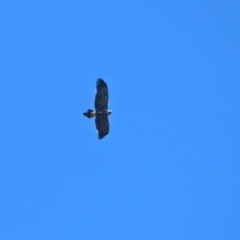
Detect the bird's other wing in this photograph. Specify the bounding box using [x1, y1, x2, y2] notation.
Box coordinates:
[95, 114, 109, 139]
[94, 78, 109, 111]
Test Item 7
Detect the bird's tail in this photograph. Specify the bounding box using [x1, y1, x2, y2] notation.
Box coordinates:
[83, 109, 96, 118]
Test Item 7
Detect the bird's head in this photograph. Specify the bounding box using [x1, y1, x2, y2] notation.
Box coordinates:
[108, 110, 113, 115]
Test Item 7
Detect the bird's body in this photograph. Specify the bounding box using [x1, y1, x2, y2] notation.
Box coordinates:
[83, 79, 112, 139]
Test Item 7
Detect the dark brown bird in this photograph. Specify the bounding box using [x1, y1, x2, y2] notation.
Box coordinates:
[83, 78, 112, 139]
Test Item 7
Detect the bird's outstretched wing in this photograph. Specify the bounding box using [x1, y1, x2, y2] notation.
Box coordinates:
[95, 114, 109, 139]
[94, 78, 109, 111]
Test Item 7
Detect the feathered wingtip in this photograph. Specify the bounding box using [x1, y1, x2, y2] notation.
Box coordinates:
[83, 109, 95, 118]
[96, 78, 108, 89]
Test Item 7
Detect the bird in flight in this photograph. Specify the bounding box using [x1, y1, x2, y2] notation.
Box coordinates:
[83, 78, 112, 139]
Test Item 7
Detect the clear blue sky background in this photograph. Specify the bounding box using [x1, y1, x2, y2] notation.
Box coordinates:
[0, 1, 239, 239]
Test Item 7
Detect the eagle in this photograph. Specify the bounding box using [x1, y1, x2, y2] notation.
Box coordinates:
[83, 78, 112, 139]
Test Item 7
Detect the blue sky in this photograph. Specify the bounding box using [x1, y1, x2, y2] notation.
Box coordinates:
[0, 1, 240, 239]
